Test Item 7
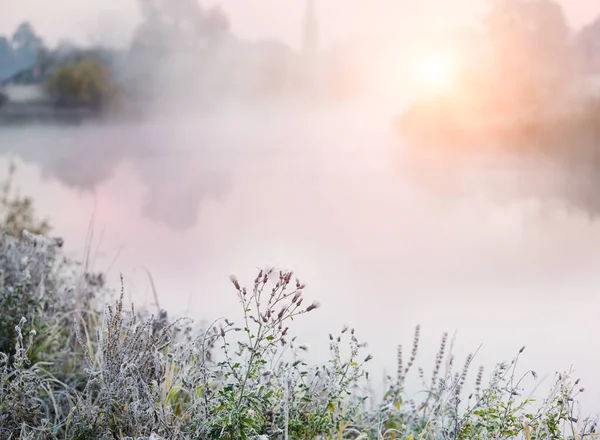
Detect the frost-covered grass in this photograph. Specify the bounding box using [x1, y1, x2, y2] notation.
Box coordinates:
[0, 231, 596, 440]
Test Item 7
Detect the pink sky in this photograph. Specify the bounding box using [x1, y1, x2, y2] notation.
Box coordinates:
[0, 0, 599, 49]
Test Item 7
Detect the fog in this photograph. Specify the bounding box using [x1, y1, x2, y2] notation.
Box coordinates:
[2, 0, 600, 413]
[3, 104, 600, 406]
[1, 0, 597, 48]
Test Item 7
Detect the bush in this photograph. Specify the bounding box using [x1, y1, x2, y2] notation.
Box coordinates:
[1, 162, 51, 239]
[45, 57, 121, 112]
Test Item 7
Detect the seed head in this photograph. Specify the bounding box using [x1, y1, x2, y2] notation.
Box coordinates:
[306, 301, 320, 312]
[229, 275, 240, 291]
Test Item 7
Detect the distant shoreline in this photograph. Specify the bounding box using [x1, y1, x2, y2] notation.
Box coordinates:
[0, 104, 95, 126]
[0, 102, 148, 126]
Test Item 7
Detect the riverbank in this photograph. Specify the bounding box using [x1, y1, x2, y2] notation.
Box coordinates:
[0, 102, 95, 126]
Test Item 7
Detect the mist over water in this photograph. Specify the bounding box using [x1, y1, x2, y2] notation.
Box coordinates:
[2, 98, 600, 407]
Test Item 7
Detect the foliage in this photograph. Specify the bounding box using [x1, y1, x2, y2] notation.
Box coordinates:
[0, 162, 50, 238]
[44, 57, 121, 111]
[0, 231, 596, 439]
[0, 286, 40, 360]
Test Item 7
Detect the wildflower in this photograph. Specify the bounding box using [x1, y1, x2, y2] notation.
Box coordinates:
[229, 275, 240, 291]
[397, 345, 403, 382]
[299, 344, 310, 351]
[365, 355, 373, 362]
[306, 301, 320, 312]
[475, 366, 484, 393]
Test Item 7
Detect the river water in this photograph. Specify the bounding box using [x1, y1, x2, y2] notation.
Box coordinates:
[1, 103, 600, 409]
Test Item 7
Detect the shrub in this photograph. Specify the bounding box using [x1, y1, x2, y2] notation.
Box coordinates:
[44, 57, 121, 112]
[0, 162, 51, 239]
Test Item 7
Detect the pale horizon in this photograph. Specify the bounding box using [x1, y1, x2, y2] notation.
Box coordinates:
[0, 0, 599, 50]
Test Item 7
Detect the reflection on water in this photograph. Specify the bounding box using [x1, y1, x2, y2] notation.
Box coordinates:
[1, 106, 600, 408]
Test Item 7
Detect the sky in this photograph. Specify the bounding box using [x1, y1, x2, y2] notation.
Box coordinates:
[0, 0, 599, 50]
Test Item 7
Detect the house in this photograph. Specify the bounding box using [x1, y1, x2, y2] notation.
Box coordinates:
[0, 64, 43, 87]
[2, 84, 47, 103]
[0, 64, 50, 108]
[0, 64, 92, 125]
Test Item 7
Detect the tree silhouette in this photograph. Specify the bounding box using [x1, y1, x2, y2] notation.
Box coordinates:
[12, 22, 44, 68]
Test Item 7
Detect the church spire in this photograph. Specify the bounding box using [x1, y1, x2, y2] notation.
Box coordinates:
[302, 0, 319, 59]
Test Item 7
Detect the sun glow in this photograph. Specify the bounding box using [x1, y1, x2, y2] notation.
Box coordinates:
[410, 51, 459, 96]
